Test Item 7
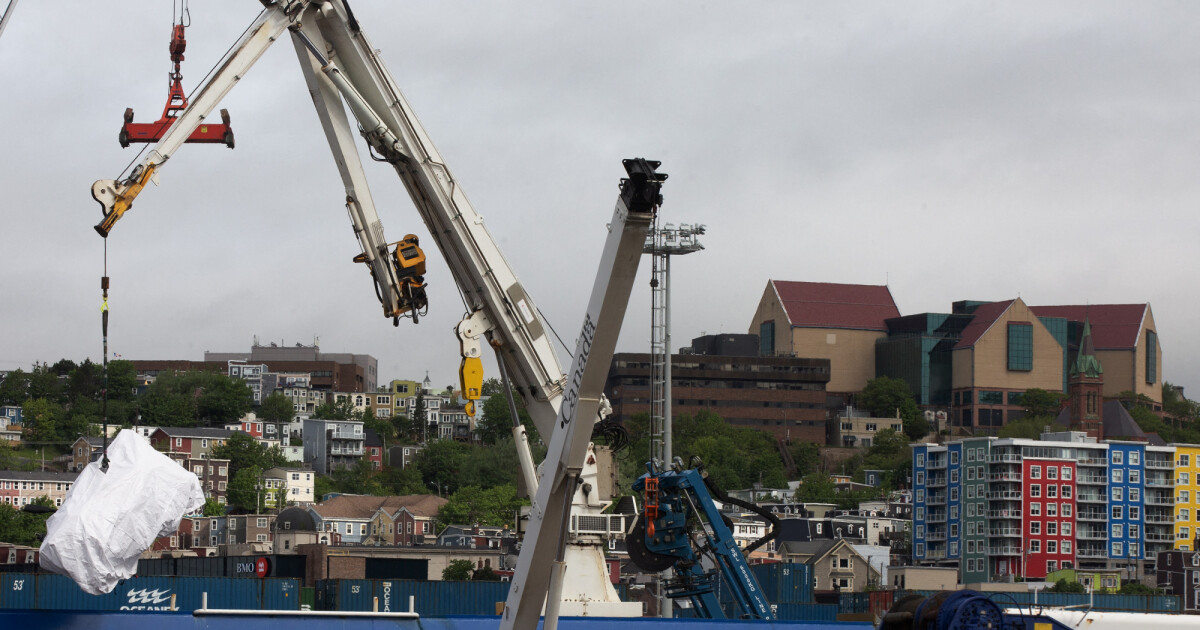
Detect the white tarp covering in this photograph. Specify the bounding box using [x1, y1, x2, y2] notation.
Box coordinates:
[39, 429, 204, 594]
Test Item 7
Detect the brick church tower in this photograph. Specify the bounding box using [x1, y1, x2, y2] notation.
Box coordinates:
[1068, 320, 1105, 440]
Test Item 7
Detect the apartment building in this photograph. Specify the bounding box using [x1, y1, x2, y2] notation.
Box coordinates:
[0, 471, 77, 508]
[302, 418, 365, 475]
[913, 431, 1181, 583]
[150, 427, 234, 459]
[262, 466, 316, 507]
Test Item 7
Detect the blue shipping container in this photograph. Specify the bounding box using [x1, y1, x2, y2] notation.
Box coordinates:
[318, 580, 376, 612]
[772, 602, 838, 621]
[1, 573, 300, 612]
[750, 563, 813, 603]
[0, 573, 35, 610]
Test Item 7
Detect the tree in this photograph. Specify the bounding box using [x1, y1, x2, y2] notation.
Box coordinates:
[789, 442, 821, 477]
[259, 392, 296, 425]
[0, 368, 29, 405]
[438, 484, 523, 528]
[417, 439, 470, 495]
[795, 473, 837, 503]
[442, 559, 474, 581]
[476, 388, 539, 446]
[227, 465, 265, 513]
[21, 398, 61, 443]
[0, 502, 53, 547]
[1020, 388, 1065, 419]
[472, 566, 501, 581]
[313, 399, 358, 420]
[997, 416, 1049, 439]
[412, 391, 428, 441]
[858, 377, 919, 420]
[1117, 581, 1161, 595]
[375, 464, 429, 495]
[211, 432, 289, 479]
[1047, 579, 1086, 594]
[202, 497, 225, 516]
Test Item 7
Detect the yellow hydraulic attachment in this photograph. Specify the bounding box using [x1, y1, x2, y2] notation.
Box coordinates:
[92, 164, 159, 238]
[459, 355, 483, 417]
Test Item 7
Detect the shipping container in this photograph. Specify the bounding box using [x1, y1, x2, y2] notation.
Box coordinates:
[382, 581, 511, 616]
[137, 554, 306, 579]
[868, 589, 895, 618]
[838, 592, 870, 614]
[317, 579, 376, 612]
[0, 573, 34, 609]
[0, 573, 300, 612]
[750, 562, 813, 603]
[772, 602, 838, 621]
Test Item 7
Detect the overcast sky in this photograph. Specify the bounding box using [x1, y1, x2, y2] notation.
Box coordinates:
[3, 1, 1200, 398]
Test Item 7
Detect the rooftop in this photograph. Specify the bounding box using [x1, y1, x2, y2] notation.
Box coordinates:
[770, 280, 899, 332]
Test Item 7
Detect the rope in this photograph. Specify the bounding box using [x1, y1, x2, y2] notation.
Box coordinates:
[100, 241, 110, 472]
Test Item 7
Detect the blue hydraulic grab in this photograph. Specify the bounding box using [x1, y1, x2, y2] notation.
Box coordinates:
[630, 458, 776, 620]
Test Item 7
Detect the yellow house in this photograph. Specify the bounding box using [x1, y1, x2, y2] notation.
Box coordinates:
[1176, 445, 1200, 550]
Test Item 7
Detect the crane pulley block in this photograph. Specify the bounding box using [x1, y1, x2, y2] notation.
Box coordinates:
[119, 23, 234, 149]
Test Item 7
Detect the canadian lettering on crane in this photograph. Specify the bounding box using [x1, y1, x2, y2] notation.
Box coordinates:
[559, 316, 597, 430]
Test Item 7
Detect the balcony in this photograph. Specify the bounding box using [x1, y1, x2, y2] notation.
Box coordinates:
[988, 528, 1021, 538]
[1146, 532, 1176, 543]
[926, 531, 947, 541]
[924, 550, 947, 560]
[1077, 475, 1107, 485]
[926, 495, 947, 506]
[987, 491, 1024, 500]
[988, 454, 1022, 464]
[1145, 514, 1175, 525]
[927, 511, 947, 522]
[1077, 547, 1108, 559]
[1076, 529, 1107, 540]
[988, 546, 1022, 556]
[1145, 495, 1174, 506]
[1076, 493, 1106, 503]
[987, 510, 1022, 520]
[927, 460, 947, 470]
[1146, 459, 1173, 470]
[1077, 457, 1107, 467]
[1077, 511, 1106, 522]
[1145, 478, 1175, 487]
[927, 475, 947, 487]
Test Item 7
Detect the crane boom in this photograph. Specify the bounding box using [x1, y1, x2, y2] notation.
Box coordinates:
[89, 1, 665, 625]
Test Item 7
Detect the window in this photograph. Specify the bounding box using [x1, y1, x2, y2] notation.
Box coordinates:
[1131, 451, 1140, 465]
[1146, 330, 1157, 384]
[1062, 504, 1072, 517]
[1047, 485, 1058, 498]
[1182, 509, 1192, 522]
[1047, 560, 1058, 572]
[951, 451, 959, 465]
[1030, 540, 1041, 553]
[1112, 469, 1123, 483]
[1112, 487, 1123, 502]
[967, 485, 975, 499]
[1047, 503, 1058, 517]
[1062, 485, 1072, 499]
[1130, 470, 1140, 484]
[916, 490, 925, 502]
[1030, 502, 1041, 516]
[175, 437, 183, 447]
[1112, 506, 1123, 520]
[1182, 472, 1192, 485]
[1112, 542, 1124, 556]
[1030, 522, 1041, 535]
[951, 470, 959, 483]
[1180, 527, 1191, 540]
[1130, 488, 1140, 502]
[1062, 540, 1072, 554]
[1129, 506, 1140, 520]
[1112, 524, 1123, 538]
[257, 518, 267, 528]
[1183, 491, 1193, 504]
[951, 488, 959, 501]
[916, 507, 925, 520]
[1062, 467, 1072, 480]
[1008, 323, 1033, 371]
[1047, 540, 1058, 554]
[1182, 454, 1193, 467]
[201, 439, 209, 448]
[917, 454, 925, 467]
[1030, 466, 1041, 480]
[1030, 485, 1041, 498]
[950, 506, 959, 519]
[1062, 522, 1071, 536]
[1048, 467, 1059, 480]
[967, 467, 975, 481]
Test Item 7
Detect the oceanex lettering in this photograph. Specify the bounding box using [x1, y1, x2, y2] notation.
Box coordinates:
[121, 588, 173, 611]
[558, 316, 597, 430]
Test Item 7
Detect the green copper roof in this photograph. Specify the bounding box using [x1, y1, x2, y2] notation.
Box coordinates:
[1070, 320, 1104, 378]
